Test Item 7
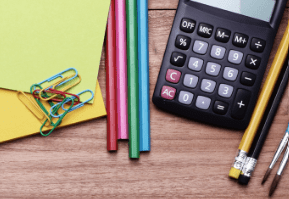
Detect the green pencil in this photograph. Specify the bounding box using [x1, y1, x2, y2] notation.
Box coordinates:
[126, 0, 140, 158]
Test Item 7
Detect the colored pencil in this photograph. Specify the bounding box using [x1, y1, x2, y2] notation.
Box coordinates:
[137, 0, 151, 151]
[106, 0, 118, 151]
[115, 0, 129, 139]
[126, 0, 140, 158]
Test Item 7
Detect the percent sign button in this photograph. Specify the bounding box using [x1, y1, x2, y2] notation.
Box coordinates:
[175, 35, 191, 50]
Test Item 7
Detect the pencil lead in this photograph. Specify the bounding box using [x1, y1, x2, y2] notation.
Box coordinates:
[262, 168, 272, 184]
[269, 174, 281, 196]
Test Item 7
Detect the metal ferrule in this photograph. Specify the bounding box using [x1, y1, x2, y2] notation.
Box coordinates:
[232, 150, 248, 170]
[277, 145, 289, 175]
[241, 157, 257, 177]
[269, 132, 289, 169]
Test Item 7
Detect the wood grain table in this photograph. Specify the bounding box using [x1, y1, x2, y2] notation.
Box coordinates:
[0, 1, 289, 198]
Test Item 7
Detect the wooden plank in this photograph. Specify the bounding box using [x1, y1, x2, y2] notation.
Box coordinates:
[0, 7, 288, 199]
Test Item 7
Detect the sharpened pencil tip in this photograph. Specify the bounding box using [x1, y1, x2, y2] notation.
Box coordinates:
[269, 174, 281, 196]
[262, 168, 272, 184]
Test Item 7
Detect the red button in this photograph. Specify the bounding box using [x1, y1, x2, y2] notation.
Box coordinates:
[166, 69, 181, 83]
[161, 86, 176, 100]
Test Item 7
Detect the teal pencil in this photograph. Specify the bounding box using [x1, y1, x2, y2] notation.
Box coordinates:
[126, 0, 140, 158]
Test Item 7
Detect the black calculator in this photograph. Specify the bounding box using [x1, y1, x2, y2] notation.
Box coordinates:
[152, 0, 288, 130]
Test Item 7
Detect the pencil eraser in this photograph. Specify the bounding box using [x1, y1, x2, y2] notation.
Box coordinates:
[229, 167, 241, 179]
[238, 174, 250, 185]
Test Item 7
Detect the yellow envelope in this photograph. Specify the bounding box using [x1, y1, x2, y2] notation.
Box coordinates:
[0, 0, 110, 103]
[0, 81, 106, 143]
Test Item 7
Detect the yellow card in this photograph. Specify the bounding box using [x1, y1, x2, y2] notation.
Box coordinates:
[0, 81, 106, 143]
[0, 0, 110, 103]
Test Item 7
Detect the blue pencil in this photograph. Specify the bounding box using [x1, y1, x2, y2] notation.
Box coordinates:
[137, 0, 150, 151]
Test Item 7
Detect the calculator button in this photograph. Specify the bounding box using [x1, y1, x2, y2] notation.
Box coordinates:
[231, 89, 251, 120]
[188, 57, 204, 71]
[215, 28, 231, 43]
[161, 86, 176, 100]
[223, 67, 239, 81]
[175, 35, 191, 50]
[233, 33, 249, 48]
[213, 101, 229, 115]
[201, 79, 216, 93]
[196, 96, 211, 110]
[197, 23, 213, 38]
[240, 72, 256, 86]
[211, 45, 226, 59]
[193, 40, 209, 55]
[180, 18, 196, 33]
[245, 55, 261, 69]
[166, 69, 181, 84]
[251, 38, 266, 52]
[228, 50, 243, 64]
[178, 91, 194, 105]
[183, 74, 199, 88]
[206, 62, 221, 76]
[218, 84, 234, 98]
[170, 52, 186, 67]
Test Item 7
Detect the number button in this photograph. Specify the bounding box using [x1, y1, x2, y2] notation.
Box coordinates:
[228, 50, 243, 64]
[240, 72, 256, 86]
[206, 62, 221, 76]
[161, 86, 176, 100]
[166, 69, 182, 84]
[193, 40, 209, 55]
[175, 35, 191, 50]
[196, 96, 211, 110]
[233, 33, 249, 48]
[251, 38, 266, 52]
[211, 45, 226, 59]
[170, 52, 186, 67]
[178, 91, 194, 105]
[231, 89, 251, 120]
[215, 28, 231, 43]
[201, 79, 216, 93]
[223, 67, 239, 81]
[218, 84, 234, 98]
[213, 101, 229, 115]
[197, 23, 214, 38]
[188, 57, 204, 71]
[180, 18, 196, 33]
[245, 55, 261, 69]
[183, 74, 199, 88]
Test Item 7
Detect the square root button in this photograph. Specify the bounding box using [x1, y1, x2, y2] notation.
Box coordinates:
[196, 96, 211, 110]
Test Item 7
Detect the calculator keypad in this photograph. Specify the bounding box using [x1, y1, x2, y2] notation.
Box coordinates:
[210, 45, 226, 59]
[170, 52, 186, 67]
[175, 35, 191, 50]
[154, 15, 268, 127]
[188, 57, 204, 71]
[228, 50, 243, 64]
[193, 40, 209, 54]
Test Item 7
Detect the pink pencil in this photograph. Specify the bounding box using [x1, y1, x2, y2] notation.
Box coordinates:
[115, 0, 128, 139]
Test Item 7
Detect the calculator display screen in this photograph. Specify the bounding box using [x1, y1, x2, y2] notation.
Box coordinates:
[190, 0, 276, 22]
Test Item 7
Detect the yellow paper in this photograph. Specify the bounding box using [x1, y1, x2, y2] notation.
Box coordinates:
[0, 82, 106, 143]
[0, 0, 110, 103]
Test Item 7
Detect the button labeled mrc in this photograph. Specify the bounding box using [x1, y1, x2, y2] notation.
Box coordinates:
[197, 23, 213, 38]
[166, 69, 181, 84]
[161, 86, 176, 100]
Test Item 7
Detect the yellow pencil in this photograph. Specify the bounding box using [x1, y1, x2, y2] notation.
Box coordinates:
[229, 21, 289, 179]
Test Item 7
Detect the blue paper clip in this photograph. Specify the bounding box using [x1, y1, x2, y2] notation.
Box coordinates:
[49, 89, 94, 118]
[37, 68, 78, 89]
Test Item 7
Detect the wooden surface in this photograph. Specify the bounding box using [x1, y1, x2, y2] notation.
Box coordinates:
[1, 1, 289, 198]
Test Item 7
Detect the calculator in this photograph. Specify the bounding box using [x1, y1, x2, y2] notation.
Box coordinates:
[152, 0, 288, 130]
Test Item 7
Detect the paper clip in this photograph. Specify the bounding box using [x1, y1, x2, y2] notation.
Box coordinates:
[38, 74, 81, 101]
[40, 97, 75, 137]
[17, 91, 52, 124]
[37, 68, 78, 89]
[49, 89, 94, 118]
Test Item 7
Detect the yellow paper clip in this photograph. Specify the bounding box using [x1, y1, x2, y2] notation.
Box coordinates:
[38, 74, 81, 101]
[17, 91, 52, 125]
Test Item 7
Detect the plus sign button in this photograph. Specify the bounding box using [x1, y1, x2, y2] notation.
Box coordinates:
[231, 89, 251, 120]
